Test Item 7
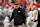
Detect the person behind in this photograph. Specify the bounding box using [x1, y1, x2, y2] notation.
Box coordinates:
[3, 15, 11, 27]
[26, 1, 33, 27]
[10, 2, 26, 27]
[2, 6, 8, 17]
[31, 5, 38, 27]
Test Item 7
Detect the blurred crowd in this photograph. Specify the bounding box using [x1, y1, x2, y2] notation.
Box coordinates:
[0, 0, 40, 27]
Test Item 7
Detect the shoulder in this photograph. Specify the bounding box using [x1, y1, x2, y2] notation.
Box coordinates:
[18, 8, 23, 11]
[34, 10, 37, 13]
[19, 8, 22, 10]
[30, 11, 32, 13]
[34, 10, 37, 12]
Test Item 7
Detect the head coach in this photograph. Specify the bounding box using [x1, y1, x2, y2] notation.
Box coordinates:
[9, 2, 26, 27]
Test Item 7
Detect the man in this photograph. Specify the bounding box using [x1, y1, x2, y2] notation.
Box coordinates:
[31, 5, 38, 27]
[26, 1, 32, 27]
[10, 2, 26, 27]
[26, 6, 32, 27]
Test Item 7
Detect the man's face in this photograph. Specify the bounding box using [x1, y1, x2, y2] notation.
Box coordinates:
[15, 5, 20, 9]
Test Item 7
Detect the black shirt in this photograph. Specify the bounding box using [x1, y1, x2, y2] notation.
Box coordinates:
[10, 8, 26, 26]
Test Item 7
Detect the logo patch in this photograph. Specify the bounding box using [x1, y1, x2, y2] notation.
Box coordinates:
[18, 11, 20, 13]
